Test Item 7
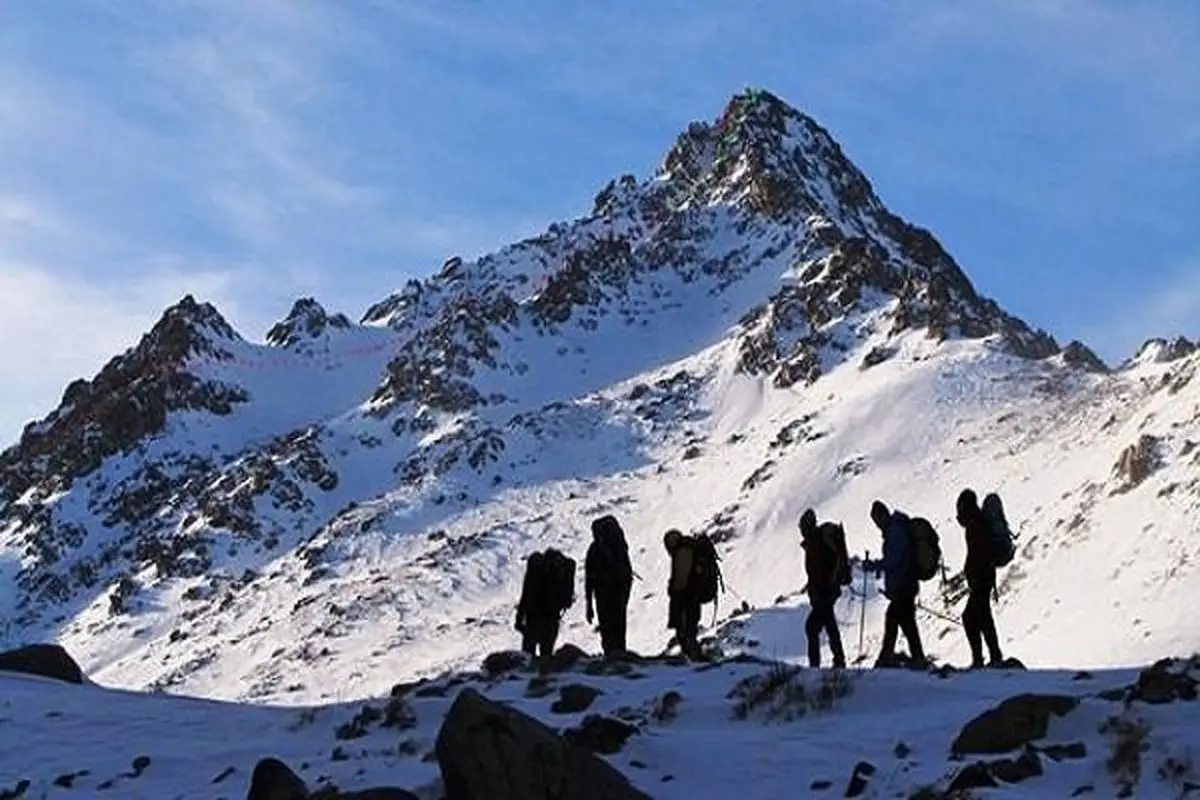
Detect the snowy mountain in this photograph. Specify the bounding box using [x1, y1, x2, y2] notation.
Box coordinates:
[0, 87, 1198, 796]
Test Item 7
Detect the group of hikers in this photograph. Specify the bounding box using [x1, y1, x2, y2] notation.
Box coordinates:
[514, 488, 1017, 670]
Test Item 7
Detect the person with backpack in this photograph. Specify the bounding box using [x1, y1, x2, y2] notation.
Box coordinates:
[663, 529, 702, 660]
[956, 489, 1005, 668]
[584, 515, 634, 657]
[515, 548, 576, 663]
[870, 500, 928, 669]
[662, 528, 723, 661]
[799, 509, 848, 669]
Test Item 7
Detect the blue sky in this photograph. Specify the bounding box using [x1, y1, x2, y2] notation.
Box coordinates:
[0, 1, 1197, 445]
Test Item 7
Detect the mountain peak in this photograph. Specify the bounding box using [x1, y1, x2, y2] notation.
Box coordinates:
[653, 88, 883, 225]
[266, 297, 352, 348]
[148, 295, 242, 363]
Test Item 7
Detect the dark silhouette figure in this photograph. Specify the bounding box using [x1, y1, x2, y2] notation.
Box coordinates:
[585, 515, 633, 656]
[957, 489, 1004, 668]
[515, 552, 560, 662]
[800, 509, 846, 668]
[871, 500, 926, 668]
[664, 529, 702, 660]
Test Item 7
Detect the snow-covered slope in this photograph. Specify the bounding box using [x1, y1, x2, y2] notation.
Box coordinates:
[0, 88, 1197, 718]
[3, 651, 1198, 799]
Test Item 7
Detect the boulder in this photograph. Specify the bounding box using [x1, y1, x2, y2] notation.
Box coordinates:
[551, 684, 603, 714]
[481, 650, 529, 678]
[951, 694, 1079, 756]
[1130, 658, 1198, 704]
[0, 644, 84, 684]
[246, 758, 306, 800]
[435, 688, 651, 800]
[247, 758, 419, 800]
[564, 715, 638, 755]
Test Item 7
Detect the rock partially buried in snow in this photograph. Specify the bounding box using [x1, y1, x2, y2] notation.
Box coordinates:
[435, 688, 651, 800]
[246, 758, 307, 800]
[564, 715, 638, 755]
[246, 757, 419, 800]
[1129, 657, 1199, 704]
[951, 694, 1079, 757]
[0, 643, 84, 684]
[481, 650, 529, 678]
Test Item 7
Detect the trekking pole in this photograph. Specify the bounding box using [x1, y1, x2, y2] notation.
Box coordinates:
[858, 549, 868, 659]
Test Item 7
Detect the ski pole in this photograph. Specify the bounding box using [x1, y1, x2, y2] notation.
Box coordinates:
[858, 549, 868, 658]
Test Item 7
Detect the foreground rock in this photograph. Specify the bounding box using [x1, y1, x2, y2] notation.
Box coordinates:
[246, 757, 418, 800]
[0, 644, 84, 684]
[435, 688, 652, 800]
[951, 694, 1079, 756]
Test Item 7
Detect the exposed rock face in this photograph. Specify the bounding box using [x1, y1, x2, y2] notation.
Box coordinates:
[951, 694, 1079, 756]
[1061, 340, 1110, 373]
[0, 643, 84, 684]
[1114, 434, 1160, 491]
[1129, 336, 1198, 366]
[266, 298, 352, 349]
[435, 688, 652, 800]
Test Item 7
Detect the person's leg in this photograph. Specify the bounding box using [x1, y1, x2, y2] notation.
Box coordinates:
[613, 585, 630, 654]
[822, 597, 846, 668]
[963, 589, 984, 667]
[980, 589, 1003, 664]
[898, 594, 925, 663]
[805, 604, 823, 668]
[681, 600, 702, 659]
[596, 590, 615, 655]
[876, 599, 900, 666]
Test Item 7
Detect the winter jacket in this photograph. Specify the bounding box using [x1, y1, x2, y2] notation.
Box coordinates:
[668, 543, 694, 597]
[585, 539, 632, 608]
[961, 507, 996, 592]
[881, 511, 917, 599]
[801, 529, 838, 598]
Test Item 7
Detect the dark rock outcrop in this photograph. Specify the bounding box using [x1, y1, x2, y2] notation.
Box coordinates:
[951, 694, 1079, 756]
[0, 643, 84, 684]
[1129, 658, 1198, 704]
[435, 688, 651, 800]
[246, 758, 307, 800]
[246, 758, 419, 800]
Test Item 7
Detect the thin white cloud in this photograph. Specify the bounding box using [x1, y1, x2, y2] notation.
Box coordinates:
[1082, 258, 1200, 361]
[0, 261, 245, 447]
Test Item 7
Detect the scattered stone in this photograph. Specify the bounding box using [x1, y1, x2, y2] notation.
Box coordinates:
[435, 688, 651, 799]
[131, 755, 151, 776]
[552, 684, 603, 714]
[1130, 658, 1198, 704]
[1072, 671, 1094, 681]
[0, 644, 84, 684]
[1040, 742, 1087, 761]
[246, 757, 307, 800]
[951, 694, 1079, 756]
[481, 650, 529, 678]
[549, 644, 589, 672]
[564, 715, 639, 756]
[0, 780, 30, 800]
[843, 760, 877, 797]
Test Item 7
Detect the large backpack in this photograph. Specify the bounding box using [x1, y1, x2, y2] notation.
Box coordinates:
[908, 517, 942, 582]
[687, 533, 724, 605]
[541, 548, 577, 613]
[980, 493, 1017, 568]
[817, 522, 852, 587]
[591, 515, 633, 585]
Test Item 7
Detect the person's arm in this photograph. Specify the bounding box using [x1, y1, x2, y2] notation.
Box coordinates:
[584, 545, 596, 621]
